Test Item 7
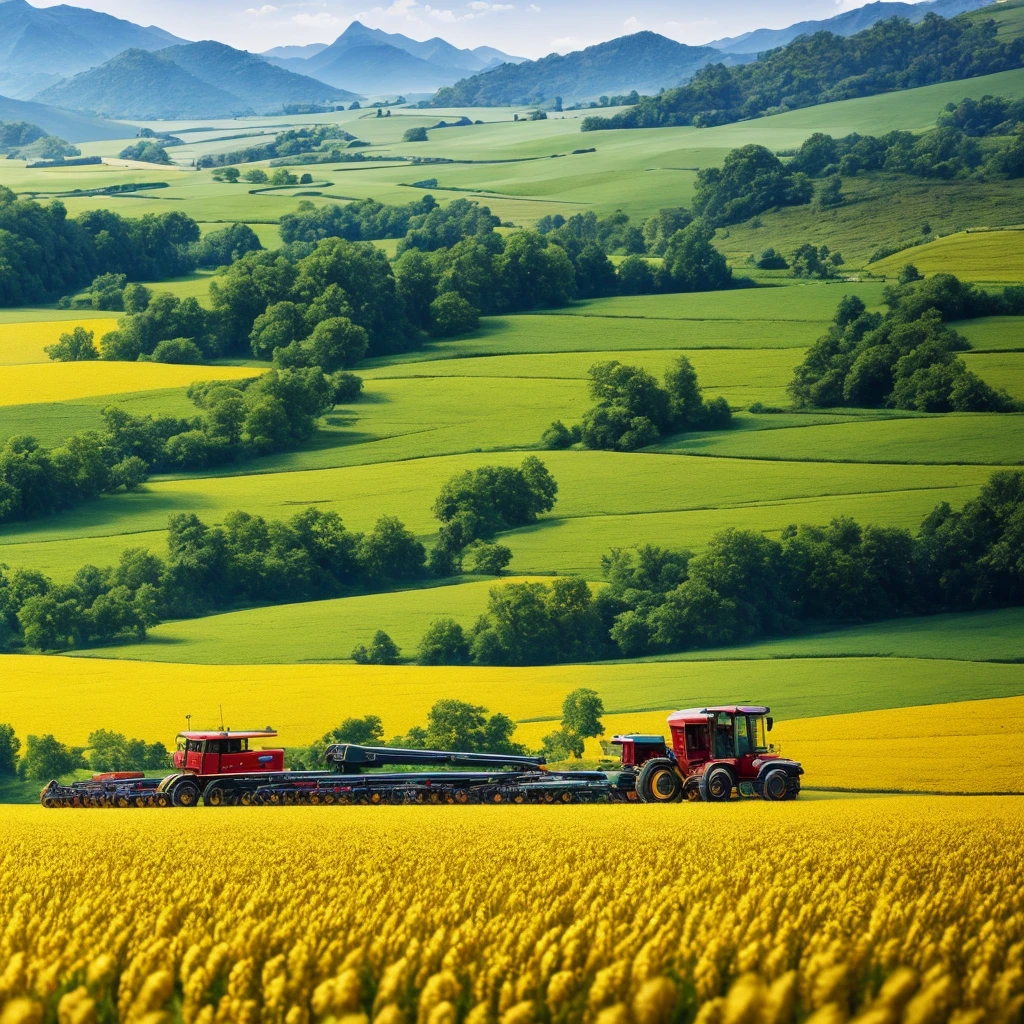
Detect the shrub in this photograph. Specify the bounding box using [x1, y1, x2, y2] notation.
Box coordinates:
[418, 618, 471, 665]
[150, 338, 204, 364]
[45, 327, 98, 362]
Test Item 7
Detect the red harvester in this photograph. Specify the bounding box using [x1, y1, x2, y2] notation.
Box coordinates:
[40, 704, 802, 807]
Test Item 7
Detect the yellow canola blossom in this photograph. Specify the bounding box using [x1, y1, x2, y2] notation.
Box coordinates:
[0, 319, 119, 365]
[1, 798, 1023, 1024]
[0, 362, 259, 407]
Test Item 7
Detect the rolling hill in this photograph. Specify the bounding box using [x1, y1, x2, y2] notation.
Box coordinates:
[269, 21, 523, 95]
[707, 0, 993, 53]
[0, 0, 186, 99]
[0, 92, 127, 141]
[36, 41, 358, 120]
[430, 31, 747, 107]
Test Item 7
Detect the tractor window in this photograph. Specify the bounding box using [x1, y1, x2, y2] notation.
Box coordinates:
[713, 714, 734, 758]
[225, 739, 245, 754]
[186, 740, 204, 754]
[735, 716, 753, 756]
[751, 717, 769, 753]
[684, 724, 709, 760]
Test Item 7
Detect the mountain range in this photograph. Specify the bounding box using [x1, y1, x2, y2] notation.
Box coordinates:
[430, 32, 751, 107]
[35, 41, 358, 120]
[264, 21, 525, 96]
[706, 0, 993, 53]
[0, 0, 185, 99]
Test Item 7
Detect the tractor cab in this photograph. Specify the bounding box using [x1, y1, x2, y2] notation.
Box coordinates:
[668, 705, 774, 772]
[173, 729, 284, 776]
[614, 705, 801, 802]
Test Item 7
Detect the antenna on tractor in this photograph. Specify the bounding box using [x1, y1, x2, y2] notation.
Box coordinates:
[185, 713, 191, 731]
[219, 704, 225, 731]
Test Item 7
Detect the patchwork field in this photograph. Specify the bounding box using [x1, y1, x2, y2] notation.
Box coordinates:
[1, 62, 1023, 817]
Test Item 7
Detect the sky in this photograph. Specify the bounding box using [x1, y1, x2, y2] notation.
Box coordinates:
[31, 0, 932, 57]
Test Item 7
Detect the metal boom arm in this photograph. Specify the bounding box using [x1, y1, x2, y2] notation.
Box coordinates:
[324, 743, 547, 772]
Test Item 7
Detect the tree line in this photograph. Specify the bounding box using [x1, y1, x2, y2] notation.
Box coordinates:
[411, 470, 1024, 665]
[196, 125, 357, 169]
[0, 503, 430, 652]
[790, 274, 1024, 412]
[581, 14, 1024, 131]
[0, 192, 201, 306]
[0, 367, 360, 525]
[542, 355, 732, 452]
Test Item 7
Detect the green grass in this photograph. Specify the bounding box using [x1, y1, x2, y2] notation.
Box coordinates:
[0, 451, 992, 580]
[0, 775, 44, 805]
[647, 607, 1024, 664]
[0, 388, 206, 448]
[0, 308, 117, 325]
[657, 413, 1024, 464]
[84, 575, 534, 664]
[871, 230, 1024, 282]
[961, 0, 1024, 41]
[961, 352, 1024, 399]
[958, 316, 1024, 352]
[716, 177, 1024, 268]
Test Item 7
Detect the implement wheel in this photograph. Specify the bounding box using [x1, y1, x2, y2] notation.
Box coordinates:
[171, 778, 202, 808]
[636, 759, 684, 804]
[205, 787, 228, 807]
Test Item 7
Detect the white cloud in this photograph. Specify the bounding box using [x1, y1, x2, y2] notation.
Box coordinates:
[622, 14, 641, 30]
[528, 2, 540, 9]
[550, 35, 588, 51]
[468, 1, 513, 10]
[292, 10, 346, 26]
[244, 4, 278, 14]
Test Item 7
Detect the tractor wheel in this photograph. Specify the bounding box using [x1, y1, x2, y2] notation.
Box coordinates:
[684, 777, 702, 802]
[701, 766, 735, 802]
[171, 779, 202, 807]
[761, 769, 790, 802]
[239, 790, 255, 806]
[205, 786, 229, 807]
[636, 759, 684, 803]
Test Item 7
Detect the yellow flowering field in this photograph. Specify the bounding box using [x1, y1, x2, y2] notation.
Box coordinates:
[518, 696, 1024, 794]
[0, 363, 259, 407]
[0, 320, 119, 365]
[1, 798, 1022, 1024]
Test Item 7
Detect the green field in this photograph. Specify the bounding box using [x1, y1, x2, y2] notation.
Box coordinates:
[871, 230, 1024, 282]
[1, 61, 1024, 753]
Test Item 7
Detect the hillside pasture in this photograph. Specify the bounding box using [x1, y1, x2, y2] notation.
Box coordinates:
[957, 316, 1024, 351]
[657, 412, 1024, 464]
[0, 452, 992, 580]
[870, 230, 1024, 281]
[86, 576, 547, 664]
[961, 351, 1024, 399]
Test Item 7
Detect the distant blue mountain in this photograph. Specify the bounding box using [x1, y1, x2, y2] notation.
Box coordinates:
[0, 0, 186, 99]
[706, 0, 993, 53]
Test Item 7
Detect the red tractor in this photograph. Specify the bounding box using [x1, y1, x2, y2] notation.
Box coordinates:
[612, 705, 802, 802]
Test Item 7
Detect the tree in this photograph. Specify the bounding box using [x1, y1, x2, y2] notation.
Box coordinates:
[898, 264, 923, 285]
[18, 734, 85, 780]
[429, 293, 479, 337]
[358, 516, 426, 582]
[421, 699, 523, 754]
[274, 317, 370, 372]
[418, 618, 471, 665]
[352, 630, 401, 664]
[541, 729, 584, 761]
[661, 224, 733, 292]
[816, 175, 844, 209]
[0, 724, 20, 775]
[561, 688, 604, 742]
[403, 127, 429, 142]
[214, 167, 241, 183]
[271, 169, 298, 186]
[45, 327, 98, 362]
[329, 715, 384, 745]
[151, 338, 203, 364]
[472, 543, 513, 576]
[122, 283, 151, 314]
[299, 173, 313, 185]
[243, 168, 269, 184]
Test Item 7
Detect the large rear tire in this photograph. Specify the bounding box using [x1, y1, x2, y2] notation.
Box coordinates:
[761, 769, 789, 801]
[636, 759, 684, 803]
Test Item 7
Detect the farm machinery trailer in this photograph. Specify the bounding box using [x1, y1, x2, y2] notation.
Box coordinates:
[40, 705, 803, 808]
